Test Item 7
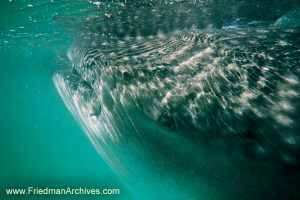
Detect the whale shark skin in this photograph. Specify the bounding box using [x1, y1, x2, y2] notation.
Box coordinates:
[54, 1, 300, 199]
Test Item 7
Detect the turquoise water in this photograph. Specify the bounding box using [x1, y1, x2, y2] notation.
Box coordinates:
[0, 1, 132, 199]
[1, 1, 300, 200]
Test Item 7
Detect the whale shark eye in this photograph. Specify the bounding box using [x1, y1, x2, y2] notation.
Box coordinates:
[158, 110, 177, 130]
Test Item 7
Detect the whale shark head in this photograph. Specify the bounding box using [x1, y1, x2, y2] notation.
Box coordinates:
[54, 1, 300, 199]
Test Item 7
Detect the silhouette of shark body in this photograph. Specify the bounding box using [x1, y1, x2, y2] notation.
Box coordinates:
[54, 1, 300, 199]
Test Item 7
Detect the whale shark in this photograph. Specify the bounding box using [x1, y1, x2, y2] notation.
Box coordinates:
[54, 1, 300, 199]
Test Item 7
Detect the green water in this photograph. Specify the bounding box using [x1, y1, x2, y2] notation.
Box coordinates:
[0, 1, 132, 199]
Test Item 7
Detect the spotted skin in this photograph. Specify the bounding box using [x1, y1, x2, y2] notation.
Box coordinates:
[54, 3, 300, 199]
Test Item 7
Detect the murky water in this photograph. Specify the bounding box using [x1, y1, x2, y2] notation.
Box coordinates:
[0, 1, 132, 199]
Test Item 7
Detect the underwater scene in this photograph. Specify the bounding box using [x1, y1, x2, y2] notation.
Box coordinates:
[1, 0, 300, 199]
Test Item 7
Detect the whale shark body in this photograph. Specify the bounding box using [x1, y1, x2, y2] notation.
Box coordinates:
[54, 1, 300, 199]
